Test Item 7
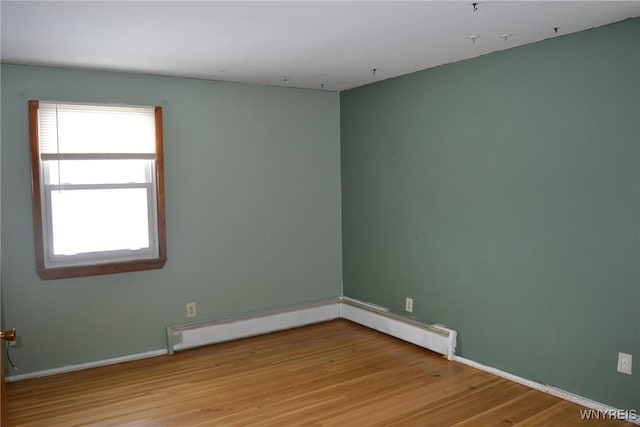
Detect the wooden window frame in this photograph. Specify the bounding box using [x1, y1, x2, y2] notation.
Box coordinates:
[28, 100, 167, 280]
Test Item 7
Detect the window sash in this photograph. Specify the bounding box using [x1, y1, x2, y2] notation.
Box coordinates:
[42, 157, 155, 186]
[42, 182, 159, 268]
[40, 151, 159, 268]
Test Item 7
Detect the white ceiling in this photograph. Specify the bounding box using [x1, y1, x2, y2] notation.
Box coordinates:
[1, 1, 639, 91]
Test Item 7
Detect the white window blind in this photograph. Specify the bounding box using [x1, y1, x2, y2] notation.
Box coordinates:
[38, 102, 156, 155]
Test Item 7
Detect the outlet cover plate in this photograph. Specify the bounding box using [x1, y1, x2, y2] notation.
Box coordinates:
[405, 297, 413, 313]
[617, 352, 632, 375]
[187, 302, 197, 318]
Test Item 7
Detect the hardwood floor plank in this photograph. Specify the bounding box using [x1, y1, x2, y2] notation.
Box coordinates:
[451, 389, 560, 426]
[7, 320, 634, 426]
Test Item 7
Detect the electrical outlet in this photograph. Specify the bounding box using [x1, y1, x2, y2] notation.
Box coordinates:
[405, 297, 413, 313]
[186, 302, 197, 318]
[617, 352, 632, 375]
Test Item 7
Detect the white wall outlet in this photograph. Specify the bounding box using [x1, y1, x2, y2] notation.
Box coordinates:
[405, 297, 413, 313]
[617, 352, 632, 375]
[186, 302, 197, 318]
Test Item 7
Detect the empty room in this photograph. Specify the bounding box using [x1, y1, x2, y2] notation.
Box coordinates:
[0, 1, 638, 425]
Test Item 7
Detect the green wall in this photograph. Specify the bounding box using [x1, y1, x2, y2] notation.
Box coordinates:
[1, 65, 342, 375]
[341, 19, 639, 411]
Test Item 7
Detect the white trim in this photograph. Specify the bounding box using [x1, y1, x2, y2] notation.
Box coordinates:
[454, 356, 640, 425]
[5, 349, 167, 383]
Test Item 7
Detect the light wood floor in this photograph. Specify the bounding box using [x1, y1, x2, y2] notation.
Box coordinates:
[7, 320, 633, 426]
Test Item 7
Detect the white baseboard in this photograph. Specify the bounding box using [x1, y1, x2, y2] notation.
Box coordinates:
[5, 349, 168, 383]
[6, 298, 341, 382]
[454, 356, 639, 424]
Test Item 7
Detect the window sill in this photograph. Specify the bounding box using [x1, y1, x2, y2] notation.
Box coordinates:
[37, 257, 167, 280]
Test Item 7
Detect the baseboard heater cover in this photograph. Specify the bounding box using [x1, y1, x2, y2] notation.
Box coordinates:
[340, 297, 457, 360]
[166, 299, 340, 355]
[166, 297, 457, 361]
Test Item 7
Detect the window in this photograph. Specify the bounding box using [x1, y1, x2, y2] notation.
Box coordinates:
[28, 101, 167, 280]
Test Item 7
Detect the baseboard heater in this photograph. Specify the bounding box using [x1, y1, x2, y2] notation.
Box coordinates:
[166, 298, 341, 355]
[166, 297, 457, 360]
[340, 297, 457, 360]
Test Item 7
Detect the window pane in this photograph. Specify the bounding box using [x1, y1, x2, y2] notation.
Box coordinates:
[50, 188, 151, 255]
[44, 159, 152, 185]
